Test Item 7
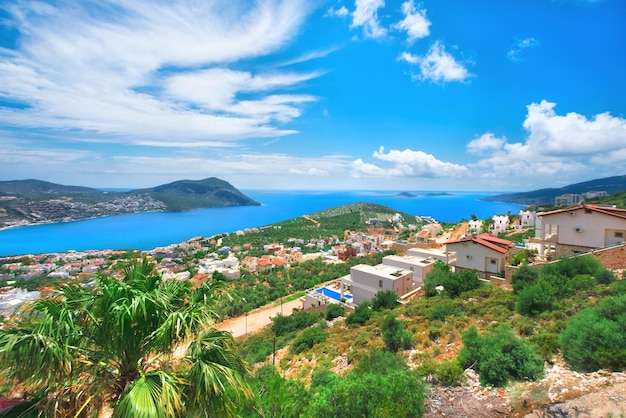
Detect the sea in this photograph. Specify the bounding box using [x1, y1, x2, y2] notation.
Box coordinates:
[0, 190, 523, 257]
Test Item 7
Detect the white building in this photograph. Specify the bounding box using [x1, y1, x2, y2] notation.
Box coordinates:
[518, 210, 536, 228]
[340, 264, 413, 305]
[536, 203, 626, 258]
[407, 247, 455, 264]
[489, 215, 510, 236]
[382, 255, 437, 288]
[467, 219, 483, 234]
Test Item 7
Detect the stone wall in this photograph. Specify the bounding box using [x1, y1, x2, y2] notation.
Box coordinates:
[590, 243, 626, 271]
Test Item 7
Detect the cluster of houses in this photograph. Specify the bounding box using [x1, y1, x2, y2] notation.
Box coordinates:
[3, 201, 626, 317]
[305, 202, 626, 309]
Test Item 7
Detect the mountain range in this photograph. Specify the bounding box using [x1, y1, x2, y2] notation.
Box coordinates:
[481, 175, 626, 206]
[0, 178, 259, 229]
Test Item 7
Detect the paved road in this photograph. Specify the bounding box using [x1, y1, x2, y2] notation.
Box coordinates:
[217, 298, 304, 338]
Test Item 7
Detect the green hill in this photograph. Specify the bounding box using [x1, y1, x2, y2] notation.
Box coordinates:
[128, 177, 260, 211]
[482, 175, 626, 205]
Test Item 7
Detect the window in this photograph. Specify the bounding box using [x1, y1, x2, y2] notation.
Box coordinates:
[615, 232, 624, 239]
[490, 259, 496, 265]
[379, 279, 383, 288]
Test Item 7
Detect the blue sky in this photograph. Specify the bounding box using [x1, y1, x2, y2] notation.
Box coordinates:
[1, 0, 625, 192]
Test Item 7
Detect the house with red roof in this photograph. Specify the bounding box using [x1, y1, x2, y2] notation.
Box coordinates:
[445, 233, 515, 277]
[536, 203, 626, 258]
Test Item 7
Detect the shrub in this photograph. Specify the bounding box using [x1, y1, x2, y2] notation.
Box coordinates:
[423, 262, 452, 297]
[427, 300, 462, 321]
[516, 280, 555, 316]
[308, 368, 427, 418]
[559, 294, 626, 372]
[271, 310, 323, 337]
[566, 274, 596, 292]
[436, 359, 466, 387]
[530, 332, 560, 361]
[240, 339, 274, 364]
[353, 349, 409, 375]
[459, 325, 544, 387]
[371, 289, 400, 311]
[325, 303, 345, 321]
[595, 268, 616, 285]
[511, 265, 539, 294]
[310, 368, 337, 389]
[290, 325, 328, 354]
[345, 302, 371, 326]
[382, 313, 414, 352]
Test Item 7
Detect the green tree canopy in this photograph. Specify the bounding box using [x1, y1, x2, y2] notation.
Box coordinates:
[559, 293, 626, 372]
[0, 258, 251, 417]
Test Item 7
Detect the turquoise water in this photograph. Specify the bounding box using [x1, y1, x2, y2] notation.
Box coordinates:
[0, 190, 522, 256]
[317, 287, 352, 301]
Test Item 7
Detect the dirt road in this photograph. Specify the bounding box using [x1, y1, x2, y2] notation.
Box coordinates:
[217, 298, 303, 338]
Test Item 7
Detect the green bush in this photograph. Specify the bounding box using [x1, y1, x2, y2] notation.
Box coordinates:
[567, 274, 597, 292]
[516, 280, 555, 316]
[325, 303, 345, 321]
[530, 332, 560, 361]
[240, 339, 274, 364]
[559, 294, 626, 372]
[459, 325, 544, 387]
[371, 289, 400, 311]
[310, 368, 337, 389]
[427, 300, 462, 321]
[511, 265, 539, 294]
[353, 349, 409, 375]
[595, 268, 616, 285]
[423, 263, 482, 298]
[345, 302, 372, 326]
[272, 310, 323, 337]
[290, 325, 328, 354]
[308, 368, 427, 418]
[436, 359, 466, 387]
[382, 313, 414, 352]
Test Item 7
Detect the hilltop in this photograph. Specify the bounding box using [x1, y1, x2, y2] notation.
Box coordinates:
[0, 177, 258, 229]
[482, 174, 626, 205]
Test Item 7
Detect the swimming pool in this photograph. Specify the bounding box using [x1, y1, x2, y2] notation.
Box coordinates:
[316, 287, 352, 301]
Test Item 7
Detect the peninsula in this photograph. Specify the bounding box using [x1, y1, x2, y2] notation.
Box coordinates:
[0, 178, 259, 230]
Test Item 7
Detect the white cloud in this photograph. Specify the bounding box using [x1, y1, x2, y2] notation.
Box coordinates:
[399, 41, 472, 83]
[327, 6, 350, 17]
[467, 101, 626, 182]
[393, 0, 431, 44]
[507, 37, 540, 62]
[466, 133, 506, 155]
[523, 100, 626, 157]
[0, 0, 316, 146]
[352, 146, 469, 178]
[351, 0, 388, 39]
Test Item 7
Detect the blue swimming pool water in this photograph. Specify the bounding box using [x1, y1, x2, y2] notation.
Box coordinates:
[316, 287, 352, 301]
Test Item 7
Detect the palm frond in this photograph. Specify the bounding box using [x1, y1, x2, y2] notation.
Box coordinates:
[113, 371, 185, 418]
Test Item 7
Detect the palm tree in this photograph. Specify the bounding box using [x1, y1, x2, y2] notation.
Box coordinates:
[0, 257, 251, 417]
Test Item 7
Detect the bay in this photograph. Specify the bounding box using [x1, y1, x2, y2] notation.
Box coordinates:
[0, 190, 523, 256]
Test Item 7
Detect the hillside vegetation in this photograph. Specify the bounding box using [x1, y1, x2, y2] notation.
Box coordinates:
[233, 255, 626, 417]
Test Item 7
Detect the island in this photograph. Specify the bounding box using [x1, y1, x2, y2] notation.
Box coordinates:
[0, 178, 259, 230]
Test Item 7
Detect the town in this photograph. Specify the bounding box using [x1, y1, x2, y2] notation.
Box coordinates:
[3, 194, 625, 318]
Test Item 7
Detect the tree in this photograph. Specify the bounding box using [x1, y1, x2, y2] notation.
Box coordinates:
[511, 264, 540, 294]
[459, 325, 543, 387]
[371, 289, 400, 311]
[559, 294, 626, 372]
[0, 258, 251, 417]
[382, 313, 414, 352]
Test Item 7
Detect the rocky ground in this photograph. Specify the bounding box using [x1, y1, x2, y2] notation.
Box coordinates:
[424, 359, 626, 418]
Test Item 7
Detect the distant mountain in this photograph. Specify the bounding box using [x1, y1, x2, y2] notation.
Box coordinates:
[482, 175, 626, 205]
[396, 192, 416, 198]
[0, 178, 259, 229]
[0, 179, 103, 195]
[129, 178, 260, 211]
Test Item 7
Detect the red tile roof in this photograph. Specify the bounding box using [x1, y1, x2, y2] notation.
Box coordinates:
[539, 203, 626, 220]
[446, 233, 514, 254]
